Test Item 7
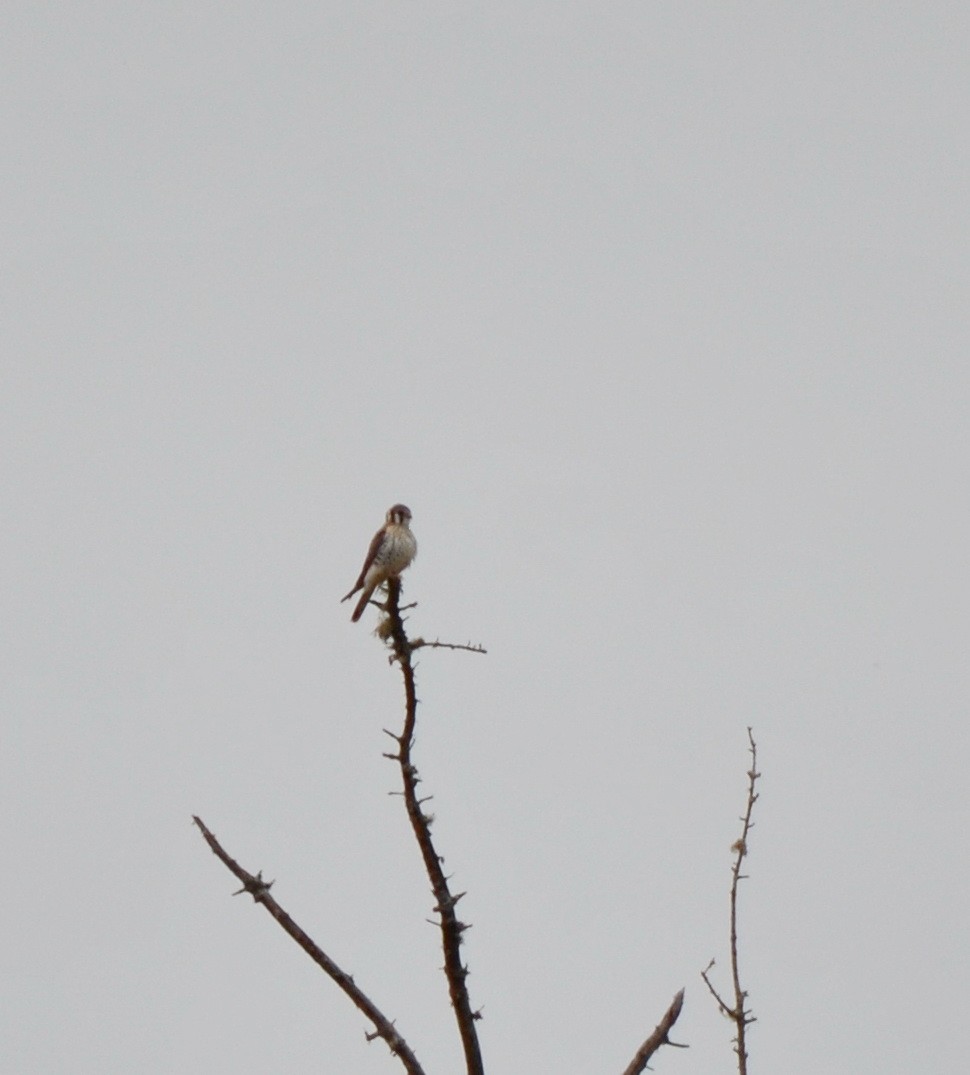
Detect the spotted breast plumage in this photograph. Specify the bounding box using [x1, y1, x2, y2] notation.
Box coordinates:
[341, 504, 417, 622]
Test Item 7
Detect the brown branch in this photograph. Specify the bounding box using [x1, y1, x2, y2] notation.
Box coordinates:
[381, 578, 486, 1075]
[620, 988, 688, 1075]
[701, 727, 760, 1075]
[192, 815, 427, 1075]
[411, 638, 488, 655]
[700, 959, 732, 1018]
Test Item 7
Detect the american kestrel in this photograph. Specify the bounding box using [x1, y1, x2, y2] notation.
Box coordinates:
[341, 504, 417, 622]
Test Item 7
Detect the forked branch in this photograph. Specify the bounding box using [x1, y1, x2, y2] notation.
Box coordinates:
[701, 727, 760, 1074]
[192, 816, 427, 1075]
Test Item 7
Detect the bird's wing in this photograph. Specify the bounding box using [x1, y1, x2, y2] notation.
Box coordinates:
[341, 526, 386, 601]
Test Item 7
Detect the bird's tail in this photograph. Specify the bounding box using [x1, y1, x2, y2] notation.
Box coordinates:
[351, 588, 373, 622]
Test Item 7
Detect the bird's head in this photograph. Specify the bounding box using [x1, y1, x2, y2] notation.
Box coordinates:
[387, 504, 412, 526]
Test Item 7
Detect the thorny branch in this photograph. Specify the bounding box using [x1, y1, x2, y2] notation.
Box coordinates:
[620, 988, 688, 1075]
[195, 569, 695, 1075]
[192, 816, 427, 1075]
[411, 638, 488, 655]
[701, 727, 760, 1075]
[380, 578, 486, 1075]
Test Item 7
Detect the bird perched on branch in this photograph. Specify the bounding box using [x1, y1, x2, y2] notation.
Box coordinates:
[341, 504, 417, 622]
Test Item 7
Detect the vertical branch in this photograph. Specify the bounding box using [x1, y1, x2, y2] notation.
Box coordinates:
[702, 727, 760, 1075]
[382, 579, 485, 1075]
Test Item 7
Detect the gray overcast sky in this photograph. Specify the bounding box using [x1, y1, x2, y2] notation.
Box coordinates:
[3, 3, 968, 1073]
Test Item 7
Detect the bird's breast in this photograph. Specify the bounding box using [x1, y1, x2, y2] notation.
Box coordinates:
[378, 529, 417, 575]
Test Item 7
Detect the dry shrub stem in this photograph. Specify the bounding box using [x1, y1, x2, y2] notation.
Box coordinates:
[191, 815, 427, 1075]
[194, 575, 691, 1074]
[381, 578, 486, 1075]
[620, 988, 688, 1075]
[701, 727, 761, 1075]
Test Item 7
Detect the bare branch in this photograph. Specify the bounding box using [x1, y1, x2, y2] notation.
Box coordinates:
[411, 638, 488, 655]
[381, 577, 486, 1075]
[702, 727, 761, 1075]
[620, 988, 688, 1075]
[700, 958, 733, 1018]
[192, 816, 427, 1075]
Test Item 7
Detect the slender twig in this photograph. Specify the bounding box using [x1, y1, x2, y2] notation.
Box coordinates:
[701, 727, 760, 1075]
[192, 816, 427, 1075]
[700, 959, 732, 1018]
[411, 638, 488, 655]
[620, 988, 688, 1075]
[381, 578, 486, 1075]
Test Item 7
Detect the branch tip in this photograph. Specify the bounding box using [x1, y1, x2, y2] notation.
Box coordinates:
[620, 987, 688, 1075]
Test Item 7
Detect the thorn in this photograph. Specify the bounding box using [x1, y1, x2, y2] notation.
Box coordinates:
[233, 870, 274, 902]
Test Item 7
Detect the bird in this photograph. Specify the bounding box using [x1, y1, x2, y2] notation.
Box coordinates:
[341, 504, 417, 622]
